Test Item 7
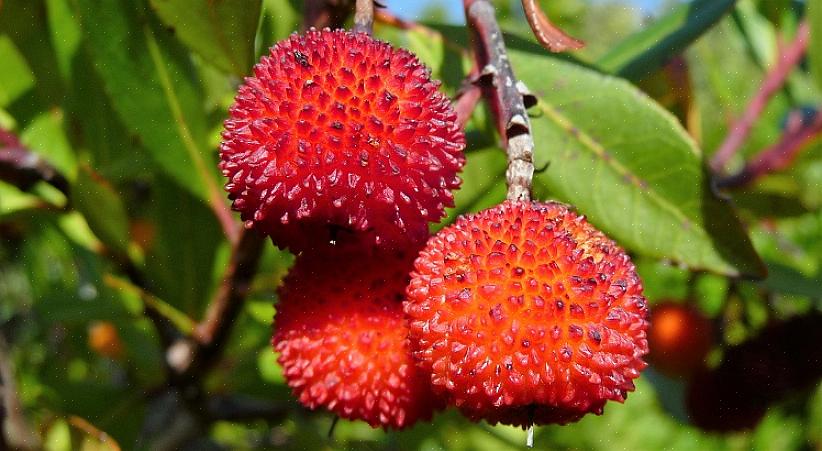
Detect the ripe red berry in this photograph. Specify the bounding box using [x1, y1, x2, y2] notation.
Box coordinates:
[220, 29, 465, 251]
[404, 200, 649, 427]
[273, 246, 441, 429]
[647, 301, 713, 378]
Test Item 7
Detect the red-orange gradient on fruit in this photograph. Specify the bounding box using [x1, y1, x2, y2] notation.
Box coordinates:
[220, 29, 465, 252]
[647, 301, 713, 378]
[273, 246, 441, 429]
[405, 200, 649, 427]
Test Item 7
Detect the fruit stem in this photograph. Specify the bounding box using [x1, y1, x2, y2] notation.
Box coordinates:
[464, 0, 535, 202]
[327, 416, 340, 439]
[526, 424, 534, 448]
[0, 127, 69, 197]
[353, 0, 375, 34]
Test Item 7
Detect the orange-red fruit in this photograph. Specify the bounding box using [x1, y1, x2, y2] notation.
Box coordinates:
[220, 29, 465, 251]
[647, 301, 713, 378]
[88, 321, 124, 360]
[405, 200, 649, 427]
[273, 246, 441, 429]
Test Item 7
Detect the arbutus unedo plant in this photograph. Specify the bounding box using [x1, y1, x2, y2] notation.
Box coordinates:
[1, 0, 821, 449]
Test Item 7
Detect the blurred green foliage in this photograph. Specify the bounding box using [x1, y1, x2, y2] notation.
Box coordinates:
[1, 0, 821, 449]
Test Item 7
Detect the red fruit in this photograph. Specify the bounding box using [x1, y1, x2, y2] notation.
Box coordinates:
[273, 246, 441, 429]
[220, 29, 465, 251]
[404, 200, 649, 427]
[647, 301, 713, 378]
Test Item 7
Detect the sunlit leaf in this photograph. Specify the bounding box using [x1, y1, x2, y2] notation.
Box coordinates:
[511, 49, 765, 277]
[149, 0, 262, 75]
[597, 0, 737, 81]
[75, 0, 216, 201]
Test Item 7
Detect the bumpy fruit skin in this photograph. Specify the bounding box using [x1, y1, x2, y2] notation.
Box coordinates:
[647, 301, 713, 378]
[405, 200, 649, 427]
[273, 246, 441, 429]
[220, 29, 465, 251]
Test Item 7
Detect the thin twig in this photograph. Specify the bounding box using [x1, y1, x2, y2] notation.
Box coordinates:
[710, 21, 809, 173]
[454, 68, 483, 129]
[0, 335, 41, 450]
[465, 0, 535, 201]
[521, 0, 584, 52]
[178, 229, 265, 376]
[716, 110, 822, 188]
[353, 0, 374, 34]
[211, 194, 239, 246]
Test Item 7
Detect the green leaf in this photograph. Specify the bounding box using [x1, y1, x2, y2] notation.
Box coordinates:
[760, 262, 822, 298]
[144, 176, 223, 315]
[149, 0, 262, 75]
[75, 0, 215, 201]
[0, 1, 65, 116]
[810, 0, 822, 91]
[377, 23, 471, 95]
[0, 35, 35, 107]
[597, 0, 737, 81]
[256, 0, 301, 58]
[20, 111, 77, 182]
[72, 167, 130, 255]
[510, 49, 765, 278]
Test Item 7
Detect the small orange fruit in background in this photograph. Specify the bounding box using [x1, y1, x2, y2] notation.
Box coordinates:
[647, 301, 713, 378]
[88, 321, 124, 360]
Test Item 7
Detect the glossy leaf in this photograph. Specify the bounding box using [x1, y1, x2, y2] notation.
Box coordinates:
[75, 0, 215, 201]
[510, 49, 765, 277]
[20, 111, 76, 182]
[144, 176, 222, 315]
[0, 36, 35, 107]
[149, 0, 262, 75]
[72, 167, 130, 255]
[256, 0, 301, 57]
[597, 0, 737, 81]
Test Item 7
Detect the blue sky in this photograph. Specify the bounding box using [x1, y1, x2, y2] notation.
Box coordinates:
[385, 0, 663, 22]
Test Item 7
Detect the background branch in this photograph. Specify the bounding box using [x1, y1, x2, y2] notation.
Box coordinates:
[176, 229, 266, 377]
[465, 0, 536, 201]
[0, 129, 69, 197]
[521, 0, 584, 52]
[710, 21, 809, 173]
[454, 68, 483, 129]
[0, 335, 41, 450]
[716, 109, 822, 188]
